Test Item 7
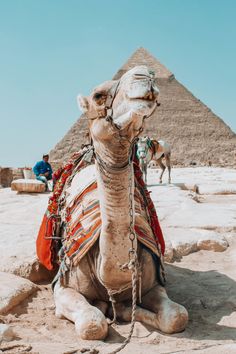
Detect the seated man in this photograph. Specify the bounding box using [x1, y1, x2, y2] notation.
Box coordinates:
[33, 154, 53, 191]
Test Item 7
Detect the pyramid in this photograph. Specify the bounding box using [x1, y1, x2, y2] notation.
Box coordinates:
[50, 48, 236, 168]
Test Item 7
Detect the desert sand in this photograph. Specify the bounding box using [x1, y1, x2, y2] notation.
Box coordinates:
[0, 167, 236, 353]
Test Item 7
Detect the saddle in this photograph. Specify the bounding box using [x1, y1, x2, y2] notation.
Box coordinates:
[36, 146, 165, 271]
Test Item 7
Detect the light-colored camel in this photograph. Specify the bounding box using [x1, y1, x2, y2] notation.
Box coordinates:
[137, 136, 171, 184]
[54, 66, 188, 342]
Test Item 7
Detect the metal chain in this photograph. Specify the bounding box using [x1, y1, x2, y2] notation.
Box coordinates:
[109, 254, 138, 354]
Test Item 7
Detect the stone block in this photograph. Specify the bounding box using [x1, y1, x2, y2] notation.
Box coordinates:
[11, 179, 45, 193]
[0, 272, 38, 314]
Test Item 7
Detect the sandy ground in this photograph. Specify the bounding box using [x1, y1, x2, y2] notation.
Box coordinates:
[1, 167, 236, 353]
[1, 239, 236, 354]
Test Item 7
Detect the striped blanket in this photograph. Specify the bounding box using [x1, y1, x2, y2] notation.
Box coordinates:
[36, 145, 165, 270]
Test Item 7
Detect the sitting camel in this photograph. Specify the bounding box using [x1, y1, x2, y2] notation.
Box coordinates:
[49, 66, 188, 343]
[137, 136, 171, 184]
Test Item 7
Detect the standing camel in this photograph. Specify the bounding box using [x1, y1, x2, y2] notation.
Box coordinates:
[137, 136, 171, 184]
[41, 66, 188, 343]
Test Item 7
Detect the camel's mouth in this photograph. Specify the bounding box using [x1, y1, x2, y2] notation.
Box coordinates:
[125, 79, 159, 104]
[132, 92, 157, 101]
[129, 96, 160, 110]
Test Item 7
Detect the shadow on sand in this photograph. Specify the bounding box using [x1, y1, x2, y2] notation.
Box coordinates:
[165, 263, 236, 341]
[106, 263, 236, 344]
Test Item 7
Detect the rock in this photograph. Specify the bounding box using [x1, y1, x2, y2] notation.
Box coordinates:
[164, 228, 198, 258]
[0, 272, 38, 315]
[11, 259, 57, 283]
[174, 239, 197, 258]
[0, 323, 16, 342]
[173, 182, 198, 192]
[197, 237, 228, 252]
[11, 179, 45, 193]
[163, 228, 228, 258]
[197, 183, 236, 195]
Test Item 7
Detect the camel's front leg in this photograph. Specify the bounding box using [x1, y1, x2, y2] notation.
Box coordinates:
[141, 284, 188, 333]
[157, 158, 165, 184]
[165, 153, 171, 183]
[54, 281, 108, 340]
[115, 303, 162, 329]
[116, 286, 187, 334]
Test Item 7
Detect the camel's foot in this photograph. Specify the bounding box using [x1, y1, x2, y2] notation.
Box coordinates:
[75, 307, 108, 340]
[115, 300, 187, 334]
[168, 179, 171, 184]
[159, 179, 162, 184]
[142, 285, 188, 334]
[156, 299, 188, 334]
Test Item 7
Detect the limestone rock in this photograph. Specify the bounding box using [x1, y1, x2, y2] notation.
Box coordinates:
[0, 272, 38, 314]
[164, 228, 228, 258]
[197, 237, 228, 252]
[197, 183, 236, 195]
[11, 259, 58, 283]
[11, 179, 45, 193]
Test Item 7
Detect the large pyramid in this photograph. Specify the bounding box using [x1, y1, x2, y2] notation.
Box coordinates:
[50, 48, 236, 167]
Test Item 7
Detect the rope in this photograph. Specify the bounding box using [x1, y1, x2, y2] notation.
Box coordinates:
[108, 255, 138, 354]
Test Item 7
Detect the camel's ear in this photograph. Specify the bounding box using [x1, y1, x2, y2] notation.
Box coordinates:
[77, 95, 89, 113]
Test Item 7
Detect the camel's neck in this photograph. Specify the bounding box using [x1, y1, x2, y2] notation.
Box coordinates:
[95, 141, 136, 289]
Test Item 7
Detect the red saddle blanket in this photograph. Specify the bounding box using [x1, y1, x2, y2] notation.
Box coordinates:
[36, 146, 165, 270]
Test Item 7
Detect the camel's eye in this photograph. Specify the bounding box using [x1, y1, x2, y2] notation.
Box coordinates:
[93, 92, 107, 106]
[93, 93, 103, 100]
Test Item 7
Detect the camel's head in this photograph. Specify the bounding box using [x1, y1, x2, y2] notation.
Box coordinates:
[78, 66, 159, 146]
[137, 136, 151, 160]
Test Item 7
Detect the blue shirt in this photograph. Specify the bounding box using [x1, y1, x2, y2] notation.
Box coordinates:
[33, 160, 53, 178]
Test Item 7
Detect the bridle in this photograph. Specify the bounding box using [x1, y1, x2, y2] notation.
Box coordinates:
[86, 79, 120, 125]
[87, 73, 159, 125]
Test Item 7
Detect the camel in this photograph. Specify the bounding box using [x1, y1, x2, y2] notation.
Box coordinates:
[53, 66, 188, 343]
[137, 136, 171, 184]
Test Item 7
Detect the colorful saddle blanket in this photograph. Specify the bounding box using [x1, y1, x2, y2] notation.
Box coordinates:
[36, 145, 165, 270]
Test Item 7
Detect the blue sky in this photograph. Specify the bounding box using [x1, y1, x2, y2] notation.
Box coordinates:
[0, 0, 235, 167]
